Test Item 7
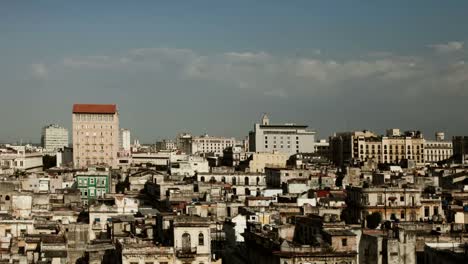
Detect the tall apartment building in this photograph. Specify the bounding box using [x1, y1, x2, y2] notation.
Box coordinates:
[191, 134, 236, 156]
[119, 129, 131, 151]
[248, 114, 316, 155]
[72, 104, 119, 168]
[424, 132, 453, 163]
[41, 124, 69, 151]
[330, 129, 425, 166]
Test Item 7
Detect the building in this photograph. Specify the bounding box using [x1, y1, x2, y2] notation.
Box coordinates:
[197, 171, 266, 198]
[41, 124, 69, 151]
[245, 151, 289, 173]
[222, 146, 250, 167]
[314, 139, 330, 157]
[424, 243, 468, 264]
[248, 114, 316, 156]
[120, 239, 174, 264]
[330, 129, 425, 166]
[453, 136, 468, 164]
[346, 186, 424, 223]
[156, 139, 177, 151]
[170, 156, 210, 176]
[176, 133, 193, 154]
[0, 146, 43, 172]
[75, 168, 111, 204]
[72, 104, 119, 168]
[119, 129, 131, 152]
[191, 134, 237, 156]
[173, 216, 212, 264]
[56, 147, 73, 167]
[424, 132, 453, 163]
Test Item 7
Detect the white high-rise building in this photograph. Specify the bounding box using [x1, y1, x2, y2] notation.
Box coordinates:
[72, 104, 119, 168]
[119, 129, 131, 151]
[248, 114, 316, 155]
[41, 124, 69, 151]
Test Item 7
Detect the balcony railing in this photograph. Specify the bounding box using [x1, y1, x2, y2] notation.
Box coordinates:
[176, 247, 197, 259]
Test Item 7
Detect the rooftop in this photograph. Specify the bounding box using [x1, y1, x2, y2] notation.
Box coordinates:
[73, 104, 117, 114]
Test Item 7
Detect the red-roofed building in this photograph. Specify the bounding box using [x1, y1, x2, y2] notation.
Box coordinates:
[72, 104, 119, 168]
[72, 104, 117, 114]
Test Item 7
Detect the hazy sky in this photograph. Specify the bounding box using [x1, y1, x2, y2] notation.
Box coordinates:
[1, 1, 468, 143]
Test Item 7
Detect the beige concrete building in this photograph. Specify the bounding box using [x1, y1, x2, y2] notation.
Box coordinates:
[330, 129, 425, 166]
[72, 104, 119, 168]
[173, 216, 211, 264]
[247, 151, 290, 173]
[424, 132, 453, 163]
[347, 186, 423, 222]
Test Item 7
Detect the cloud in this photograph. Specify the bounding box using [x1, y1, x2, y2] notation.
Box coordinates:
[224, 51, 271, 61]
[429, 41, 464, 53]
[264, 89, 288, 98]
[63, 56, 123, 68]
[56, 46, 468, 98]
[31, 63, 48, 79]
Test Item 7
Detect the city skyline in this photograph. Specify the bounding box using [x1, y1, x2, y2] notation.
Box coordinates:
[1, 1, 468, 142]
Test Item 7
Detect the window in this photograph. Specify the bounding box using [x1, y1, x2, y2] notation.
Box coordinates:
[90, 178, 95, 184]
[424, 206, 430, 217]
[198, 233, 204, 246]
[401, 211, 405, 219]
[342, 238, 347, 246]
[182, 233, 191, 251]
[434, 206, 439, 215]
[400, 196, 405, 202]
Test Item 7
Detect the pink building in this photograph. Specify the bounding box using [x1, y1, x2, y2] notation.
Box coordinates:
[72, 104, 119, 168]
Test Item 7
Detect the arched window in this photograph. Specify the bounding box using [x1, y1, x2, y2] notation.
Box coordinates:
[182, 233, 191, 251]
[245, 177, 249, 186]
[232, 177, 237, 185]
[245, 188, 251, 196]
[198, 233, 204, 246]
[222, 176, 226, 183]
[256, 177, 260, 185]
[5, 195, 10, 201]
[200, 176, 205, 182]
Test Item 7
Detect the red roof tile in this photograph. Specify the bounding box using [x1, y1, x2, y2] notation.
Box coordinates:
[72, 104, 117, 114]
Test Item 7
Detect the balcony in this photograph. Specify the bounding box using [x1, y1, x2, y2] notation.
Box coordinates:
[176, 247, 197, 259]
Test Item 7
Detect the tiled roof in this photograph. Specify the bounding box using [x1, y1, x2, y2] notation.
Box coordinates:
[72, 104, 117, 114]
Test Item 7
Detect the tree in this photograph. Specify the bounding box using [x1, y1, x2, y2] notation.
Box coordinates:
[366, 212, 382, 229]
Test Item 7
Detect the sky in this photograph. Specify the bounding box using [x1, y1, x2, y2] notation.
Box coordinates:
[1, 1, 468, 143]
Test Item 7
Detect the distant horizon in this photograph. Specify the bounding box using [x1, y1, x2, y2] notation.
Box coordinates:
[0, 115, 461, 145]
